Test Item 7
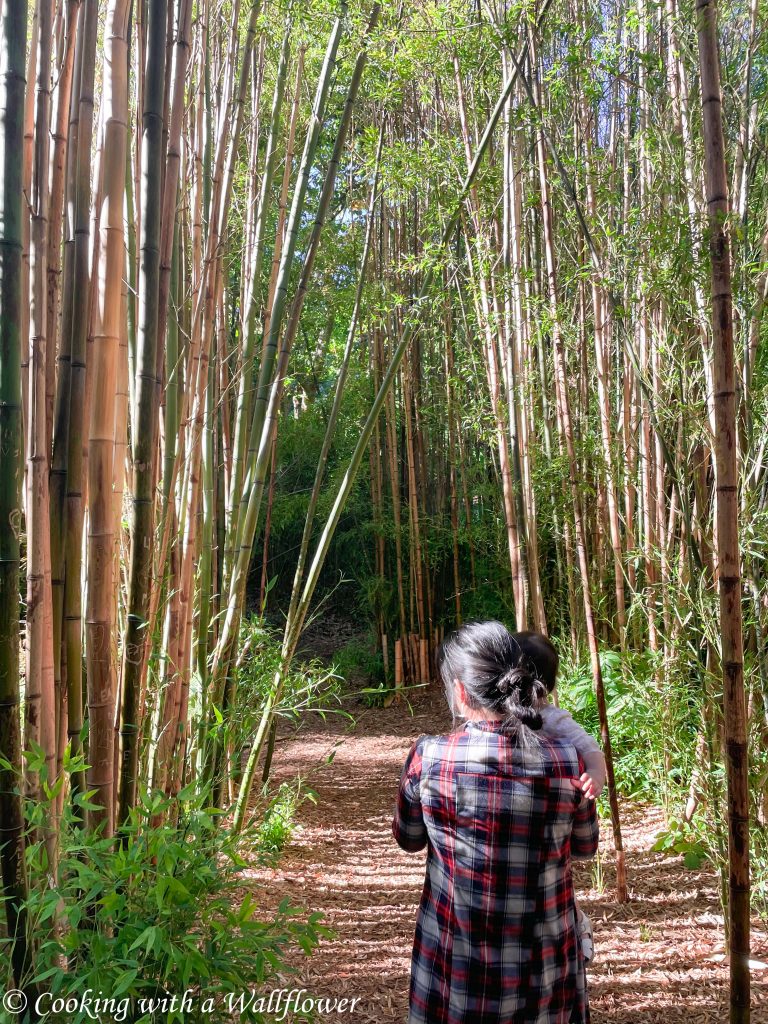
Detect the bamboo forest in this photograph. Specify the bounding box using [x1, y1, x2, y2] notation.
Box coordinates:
[0, 0, 766, 1020]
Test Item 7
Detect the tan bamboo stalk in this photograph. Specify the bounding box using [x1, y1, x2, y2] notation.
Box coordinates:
[384, 318, 408, 662]
[403, 355, 426, 664]
[444, 296, 462, 624]
[577, 77, 626, 642]
[25, 1, 58, 860]
[86, 0, 131, 836]
[369, 329, 387, 635]
[454, 59, 526, 627]
[506, 83, 545, 634]
[695, 1, 750, 1016]
[0, 0, 33, 990]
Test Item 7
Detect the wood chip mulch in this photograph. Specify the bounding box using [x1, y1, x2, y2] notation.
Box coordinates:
[238, 689, 768, 1023]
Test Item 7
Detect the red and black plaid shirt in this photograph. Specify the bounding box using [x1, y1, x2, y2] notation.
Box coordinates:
[393, 718, 599, 1024]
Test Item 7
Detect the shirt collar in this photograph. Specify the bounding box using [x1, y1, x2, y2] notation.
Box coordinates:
[462, 717, 517, 733]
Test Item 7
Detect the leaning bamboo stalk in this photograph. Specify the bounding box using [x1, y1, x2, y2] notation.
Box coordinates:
[208, 6, 350, 737]
[0, 0, 33, 990]
[226, 17, 294, 566]
[230, 7, 551, 827]
[234, 149, 381, 823]
[695, 1, 750, 1017]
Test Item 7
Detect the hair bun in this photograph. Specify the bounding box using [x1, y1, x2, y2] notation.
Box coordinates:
[496, 666, 531, 696]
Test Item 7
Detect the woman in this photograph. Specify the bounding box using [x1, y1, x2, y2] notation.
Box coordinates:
[392, 621, 598, 1024]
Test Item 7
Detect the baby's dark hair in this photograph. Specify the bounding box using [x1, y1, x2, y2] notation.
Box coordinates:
[436, 620, 547, 739]
[512, 631, 559, 693]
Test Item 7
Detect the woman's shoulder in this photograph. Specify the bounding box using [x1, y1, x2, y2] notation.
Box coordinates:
[402, 726, 471, 764]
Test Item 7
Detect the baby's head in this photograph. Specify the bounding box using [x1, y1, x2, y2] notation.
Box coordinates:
[436, 620, 547, 735]
[511, 631, 559, 693]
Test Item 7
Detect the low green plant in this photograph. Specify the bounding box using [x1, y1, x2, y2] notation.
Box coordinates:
[651, 817, 710, 870]
[1, 752, 331, 1024]
[254, 781, 303, 864]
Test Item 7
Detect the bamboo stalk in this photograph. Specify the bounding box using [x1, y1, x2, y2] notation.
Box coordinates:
[86, 0, 131, 837]
[695, 0, 750, 1016]
[0, 0, 33, 990]
[117, 0, 169, 831]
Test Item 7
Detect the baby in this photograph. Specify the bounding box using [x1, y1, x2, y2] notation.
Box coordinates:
[512, 631, 606, 800]
[513, 631, 602, 963]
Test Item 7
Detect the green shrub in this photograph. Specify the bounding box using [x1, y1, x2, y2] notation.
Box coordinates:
[2, 754, 331, 1024]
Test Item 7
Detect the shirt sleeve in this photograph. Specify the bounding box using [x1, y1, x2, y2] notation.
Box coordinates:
[583, 749, 607, 793]
[392, 736, 428, 852]
[540, 704, 602, 756]
[571, 775, 600, 860]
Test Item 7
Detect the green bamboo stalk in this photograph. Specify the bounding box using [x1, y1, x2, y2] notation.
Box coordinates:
[208, 5, 350, 750]
[46, 5, 79, 749]
[225, 10, 292, 578]
[0, 0, 33, 990]
[235, 122, 384, 819]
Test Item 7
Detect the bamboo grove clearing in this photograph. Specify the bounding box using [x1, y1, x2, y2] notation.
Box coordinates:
[0, 0, 765, 1021]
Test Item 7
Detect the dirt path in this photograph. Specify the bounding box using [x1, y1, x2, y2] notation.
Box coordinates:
[244, 689, 768, 1023]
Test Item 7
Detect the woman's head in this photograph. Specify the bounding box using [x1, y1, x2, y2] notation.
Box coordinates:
[436, 620, 547, 736]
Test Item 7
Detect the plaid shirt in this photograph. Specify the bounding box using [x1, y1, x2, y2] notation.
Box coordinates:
[392, 718, 599, 1024]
